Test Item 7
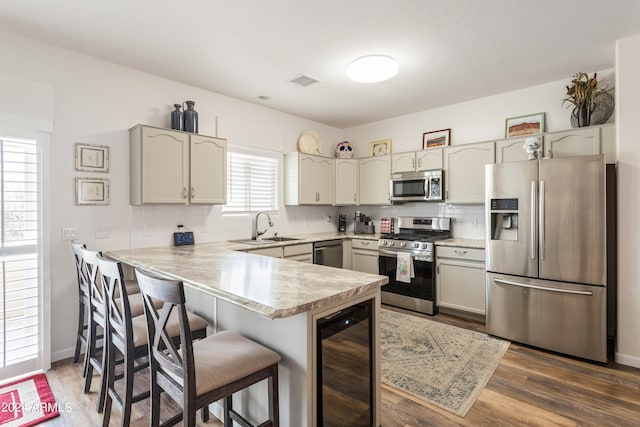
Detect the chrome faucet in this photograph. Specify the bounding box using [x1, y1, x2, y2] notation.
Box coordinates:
[252, 211, 274, 240]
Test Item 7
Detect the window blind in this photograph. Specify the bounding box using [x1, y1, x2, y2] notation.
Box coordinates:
[0, 136, 39, 369]
[223, 150, 279, 213]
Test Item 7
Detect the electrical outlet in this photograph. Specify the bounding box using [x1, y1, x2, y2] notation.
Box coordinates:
[61, 227, 78, 241]
[471, 219, 478, 229]
[325, 215, 333, 224]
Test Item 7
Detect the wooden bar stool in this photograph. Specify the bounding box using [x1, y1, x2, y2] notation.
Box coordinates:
[98, 255, 209, 427]
[79, 247, 109, 413]
[135, 268, 281, 427]
[70, 242, 90, 365]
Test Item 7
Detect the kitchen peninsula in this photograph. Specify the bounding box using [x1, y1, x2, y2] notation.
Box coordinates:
[106, 242, 388, 427]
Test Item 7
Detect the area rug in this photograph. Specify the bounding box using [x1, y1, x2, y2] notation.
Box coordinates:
[0, 373, 59, 427]
[380, 309, 510, 417]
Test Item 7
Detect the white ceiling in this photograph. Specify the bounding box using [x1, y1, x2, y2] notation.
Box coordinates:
[1, 0, 639, 129]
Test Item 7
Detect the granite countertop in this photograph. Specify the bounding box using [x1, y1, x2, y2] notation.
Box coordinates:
[225, 231, 380, 251]
[106, 240, 387, 319]
[436, 238, 485, 249]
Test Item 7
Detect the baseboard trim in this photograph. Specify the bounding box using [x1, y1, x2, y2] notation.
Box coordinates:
[51, 347, 75, 363]
[615, 351, 640, 368]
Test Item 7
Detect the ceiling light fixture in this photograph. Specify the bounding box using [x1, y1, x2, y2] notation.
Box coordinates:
[347, 54, 399, 83]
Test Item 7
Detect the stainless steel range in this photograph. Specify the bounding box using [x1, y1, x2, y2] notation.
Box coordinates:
[378, 217, 451, 315]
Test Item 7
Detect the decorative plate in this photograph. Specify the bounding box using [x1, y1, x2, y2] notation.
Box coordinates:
[298, 130, 321, 154]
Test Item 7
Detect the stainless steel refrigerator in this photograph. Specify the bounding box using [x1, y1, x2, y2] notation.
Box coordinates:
[485, 154, 608, 362]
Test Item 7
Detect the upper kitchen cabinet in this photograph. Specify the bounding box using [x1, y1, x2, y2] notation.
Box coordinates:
[129, 125, 227, 205]
[443, 141, 495, 204]
[544, 123, 615, 163]
[391, 149, 443, 173]
[334, 158, 358, 206]
[495, 136, 532, 163]
[284, 152, 333, 205]
[359, 155, 391, 205]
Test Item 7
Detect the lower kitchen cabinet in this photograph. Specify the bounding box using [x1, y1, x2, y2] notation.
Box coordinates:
[351, 238, 379, 274]
[436, 246, 486, 316]
[246, 243, 313, 262]
[283, 243, 313, 263]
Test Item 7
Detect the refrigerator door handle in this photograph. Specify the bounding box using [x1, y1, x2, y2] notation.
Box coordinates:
[494, 278, 593, 296]
[539, 180, 545, 260]
[531, 180, 537, 260]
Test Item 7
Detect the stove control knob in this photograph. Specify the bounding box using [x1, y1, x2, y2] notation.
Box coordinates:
[413, 242, 419, 248]
[388, 241, 394, 246]
[400, 242, 406, 247]
[421, 243, 428, 249]
[381, 240, 387, 246]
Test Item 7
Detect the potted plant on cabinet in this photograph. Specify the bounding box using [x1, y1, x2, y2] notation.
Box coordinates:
[562, 72, 614, 128]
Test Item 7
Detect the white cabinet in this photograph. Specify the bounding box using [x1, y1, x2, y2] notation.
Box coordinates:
[129, 125, 226, 205]
[391, 152, 416, 173]
[283, 243, 313, 263]
[495, 136, 532, 163]
[392, 149, 443, 173]
[436, 246, 486, 316]
[358, 155, 391, 205]
[544, 123, 615, 163]
[246, 243, 313, 263]
[443, 141, 495, 204]
[416, 148, 443, 171]
[284, 152, 333, 205]
[334, 159, 358, 205]
[246, 246, 283, 258]
[351, 239, 379, 274]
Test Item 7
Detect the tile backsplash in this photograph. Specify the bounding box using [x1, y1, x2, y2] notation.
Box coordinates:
[338, 203, 485, 240]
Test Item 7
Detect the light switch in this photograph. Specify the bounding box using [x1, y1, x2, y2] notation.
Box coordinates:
[95, 225, 111, 239]
[62, 227, 78, 241]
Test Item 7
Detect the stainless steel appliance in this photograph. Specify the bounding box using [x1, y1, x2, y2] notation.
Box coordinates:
[378, 217, 451, 315]
[354, 212, 375, 234]
[317, 299, 373, 426]
[485, 155, 609, 362]
[338, 214, 347, 232]
[390, 169, 444, 202]
[314, 239, 343, 268]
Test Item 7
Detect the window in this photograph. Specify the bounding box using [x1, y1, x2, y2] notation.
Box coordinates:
[223, 147, 279, 214]
[0, 133, 41, 378]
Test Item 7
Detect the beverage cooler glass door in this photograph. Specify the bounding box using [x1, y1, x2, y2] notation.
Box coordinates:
[538, 156, 606, 285]
[485, 160, 538, 277]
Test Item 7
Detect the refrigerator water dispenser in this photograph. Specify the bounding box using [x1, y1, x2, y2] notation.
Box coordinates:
[490, 198, 518, 241]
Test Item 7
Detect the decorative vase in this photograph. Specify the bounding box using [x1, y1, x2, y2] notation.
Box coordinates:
[170, 104, 182, 130]
[182, 100, 198, 133]
[570, 92, 614, 128]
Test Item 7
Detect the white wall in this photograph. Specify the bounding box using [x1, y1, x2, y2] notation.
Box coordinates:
[0, 29, 342, 360]
[615, 35, 640, 367]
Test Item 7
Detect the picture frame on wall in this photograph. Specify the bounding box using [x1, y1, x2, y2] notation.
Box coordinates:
[369, 139, 392, 156]
[75, 143, 109, 172]
[504, 112, 545, 138]
[75, 177, 110, 205]
[422, 128, 451, 149]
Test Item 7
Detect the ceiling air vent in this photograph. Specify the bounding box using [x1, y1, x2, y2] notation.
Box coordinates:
[290, 75, 320, 87]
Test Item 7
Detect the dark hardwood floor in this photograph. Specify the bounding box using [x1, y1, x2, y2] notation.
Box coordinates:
[42, 307, 640, 426]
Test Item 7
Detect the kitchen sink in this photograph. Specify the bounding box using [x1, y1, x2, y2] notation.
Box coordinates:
[229, 237, 299, 245]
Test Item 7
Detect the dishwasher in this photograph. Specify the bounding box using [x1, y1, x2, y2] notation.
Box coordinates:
[313, 239, 343, 268]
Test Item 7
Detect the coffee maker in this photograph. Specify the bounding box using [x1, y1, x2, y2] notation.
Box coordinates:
[354, 211, 375, 234]
[338, 214, 347, 232]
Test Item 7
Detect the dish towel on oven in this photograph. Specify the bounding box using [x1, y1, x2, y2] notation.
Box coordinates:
[396, 252, 415, 283]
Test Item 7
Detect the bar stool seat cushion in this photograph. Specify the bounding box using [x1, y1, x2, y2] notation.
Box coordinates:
[169, 330, 281, 396]
[131, 310, 208, 348]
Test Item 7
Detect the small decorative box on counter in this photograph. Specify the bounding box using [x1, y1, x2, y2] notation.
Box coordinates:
[380, 217, 394, 234]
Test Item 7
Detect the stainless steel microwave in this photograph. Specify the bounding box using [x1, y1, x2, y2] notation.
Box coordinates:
[389, 170, 444, 202]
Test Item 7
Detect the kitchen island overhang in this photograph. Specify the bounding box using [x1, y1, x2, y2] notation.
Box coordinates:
[106, 243, 388, 427]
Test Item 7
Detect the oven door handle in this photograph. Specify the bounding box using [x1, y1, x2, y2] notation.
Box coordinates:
[379, 250, 431, 262]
